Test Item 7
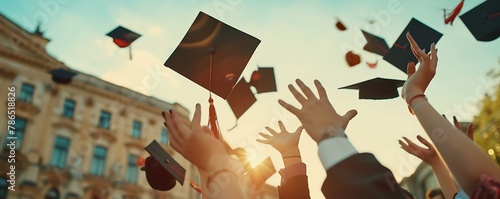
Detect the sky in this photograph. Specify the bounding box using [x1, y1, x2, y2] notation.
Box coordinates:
[1, 0, 499, 198]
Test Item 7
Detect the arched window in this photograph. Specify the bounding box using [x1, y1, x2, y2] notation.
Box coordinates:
[44, 188, 60, 199]
[0, 177, 8, 199]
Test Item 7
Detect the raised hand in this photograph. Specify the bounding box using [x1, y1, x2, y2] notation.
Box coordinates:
[401, 32, 438, 103]
[162, 104, 228, 173]
[278, 79, 357, 143]
[399, 135, 439, 165]
[256, 121, 304, 157]
[452, 116, 474, 141]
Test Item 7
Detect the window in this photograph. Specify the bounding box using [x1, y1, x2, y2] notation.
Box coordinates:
[18, 83, 35, 103]
[131, 121, 141, 139]
[125, 155, 138, 184]
[62, 99, 76, 119]
[4, 118, 27, 151]
[50, 137, 70, 168]
[90, 146, 107, 176]
[98, 111, 111, 129]
[160, 128, 168, 144]
[44, 188, 59, 199]
[0, 177, 7, 199]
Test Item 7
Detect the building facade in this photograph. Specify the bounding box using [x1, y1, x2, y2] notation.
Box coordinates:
[0, 13, 278, 199]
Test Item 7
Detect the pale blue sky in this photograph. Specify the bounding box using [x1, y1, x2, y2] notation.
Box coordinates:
[2, 0, 499, 198]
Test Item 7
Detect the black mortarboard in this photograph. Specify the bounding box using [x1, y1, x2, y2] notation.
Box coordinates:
[144, 140, 185, 190]
[383, 18, 443, 73]
[49, 68, 77, 84]
[106, 26, 141, 47]
[227, 78, 257, 119]
[164, 11, 261, 99]
[247, 157, 276, 186]
[339, 77, 406, 100]
[249, 67, 277, 94]
[345, 51, 361, 67]
[362, 30, 389, 56]
[106, 26, 141, 60]
[460, 0, 500, 42]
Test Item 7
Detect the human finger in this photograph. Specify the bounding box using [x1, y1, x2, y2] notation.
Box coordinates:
[416, 135, 434, 150]
[278, 99, 301, 116]
[256, 139, 271, 145]
[265, 126, 278, 135]
[453, 116, 462, 130]
[278, 121, 287, 133]
[259, 132, 272, 139]
[407, 62, 416, 79]
[314, 80, 329, 100]
[191, 103, 202, 129]
[296, 79, 318, 100]
[288, 84, 307, 104]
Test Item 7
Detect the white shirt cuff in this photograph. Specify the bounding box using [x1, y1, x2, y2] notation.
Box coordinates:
[318, 137, 358, 170]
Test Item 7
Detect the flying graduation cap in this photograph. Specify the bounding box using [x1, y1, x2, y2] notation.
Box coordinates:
[335, 18, 347, 31]
[164, 11, 261, 100]
[144, 140, 185, 191]
[361, 30, 389, 56]
[227, 67, 277, 122]
[49, 68, 77, 84]
[249, 67, 277, 94]
[106, 26, 142, 60]
[339, 77, 406, 100]
[443, 0, 464, 25]
[383, 18, 443, 73]
[460, 0, 500, 42]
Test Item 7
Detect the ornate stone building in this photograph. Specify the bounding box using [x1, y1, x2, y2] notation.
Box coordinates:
[0, 13, 278, 199]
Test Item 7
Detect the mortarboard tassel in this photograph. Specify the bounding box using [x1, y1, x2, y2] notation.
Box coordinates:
[129, 45, 133, 60]
[208, 97, 222, 139]
[366, 59, 378, 69]
[207, 48, 222, 139]
[444, 0, 464, 25]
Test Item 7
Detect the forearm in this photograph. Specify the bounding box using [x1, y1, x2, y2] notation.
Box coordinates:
[282, 148, 302, 167]
[204, 156, 244, 199]
[412, 98, 500, 194]
[430, 159, 457, 199]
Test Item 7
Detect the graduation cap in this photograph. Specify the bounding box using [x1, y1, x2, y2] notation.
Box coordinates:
[49, 68, 77, 84]
[361, 30, 389, 56]
[246, 157, 276, 186]
[106, 26, 142, 60]
[345, 51, 361, 67]
[227, 78, 257, 119]
[164, 11, 261, 100]
[383, 18, 443, 73]
[460, 0, 500, 42]
[249, 67, 277, 94]
[144, 140, 185, 191]
[339, 77, 406, 100]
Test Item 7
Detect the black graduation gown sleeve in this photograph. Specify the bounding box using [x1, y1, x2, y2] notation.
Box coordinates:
[278, 175, 311, 199]
[321, 153, 407, 199]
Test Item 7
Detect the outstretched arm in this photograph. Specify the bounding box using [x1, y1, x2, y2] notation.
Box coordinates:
[162, 104, 244, 199]
[400, 136, 457, 199]
[402, 32, 500, 195]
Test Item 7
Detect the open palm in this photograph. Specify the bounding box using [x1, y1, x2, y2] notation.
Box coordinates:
[257, 121, 303, 155]
[399, 135, 439, 165]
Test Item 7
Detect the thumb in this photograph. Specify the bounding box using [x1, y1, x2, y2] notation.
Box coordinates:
[343, 109, 358, 121]
[295, 126, 304, 135]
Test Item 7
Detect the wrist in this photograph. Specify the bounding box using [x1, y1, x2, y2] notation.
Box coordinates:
[281, 147, 300, 158]
[316, 126, 346, 144]
[206, 155, 230, 176]
[405, 91, 425, 104]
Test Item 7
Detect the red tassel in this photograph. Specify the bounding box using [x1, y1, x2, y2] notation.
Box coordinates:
[208, 97, 222, 139]
[444, 0, 464, 25]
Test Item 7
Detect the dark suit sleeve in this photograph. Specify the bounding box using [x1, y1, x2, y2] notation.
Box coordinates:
[278, 175, 311, 199]
[321, 153, 406, 199]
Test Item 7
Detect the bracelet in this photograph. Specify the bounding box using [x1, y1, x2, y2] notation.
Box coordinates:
[407, 94, 427, 115]
[207, 169, 236, 185]
[283, 155, 301, 159]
